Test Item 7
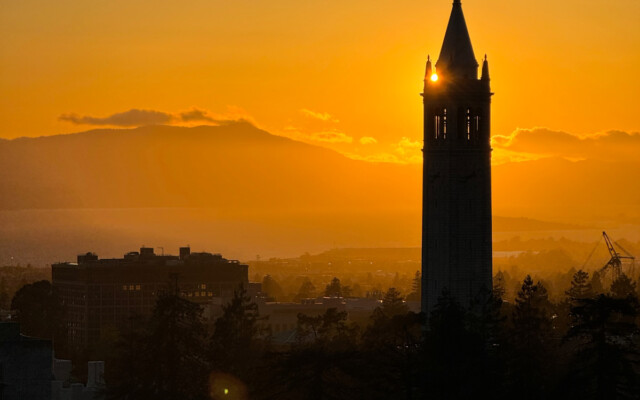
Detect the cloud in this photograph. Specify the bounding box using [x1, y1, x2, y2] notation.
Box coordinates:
[492, 128, 640, 162]
[359, 137, 378, 145]
[346, 152, 402, 163]
[299, 109, 339, 123]
[179, 108, 217, 122]
[305, 130, 353, 144]
[395, 137, 422, 154]
[59, 107, 249, 127]
[283, 124, 353, 144]
[60, 109, 173, 126]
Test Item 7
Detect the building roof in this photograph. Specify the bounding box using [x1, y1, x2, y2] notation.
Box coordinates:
[436, 0, 478, 79]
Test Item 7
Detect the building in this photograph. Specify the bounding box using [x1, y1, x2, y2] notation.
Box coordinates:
[52, 247, 248, 349]
[52, 359, 105, 400]
[0, 323, 53, 400]
[421, 0, 493, 314]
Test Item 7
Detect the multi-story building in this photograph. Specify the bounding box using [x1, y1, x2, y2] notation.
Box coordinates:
[52, 246, 248, 349]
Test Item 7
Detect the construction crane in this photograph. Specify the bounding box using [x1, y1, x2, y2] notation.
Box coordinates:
[599, 231, 635, 281]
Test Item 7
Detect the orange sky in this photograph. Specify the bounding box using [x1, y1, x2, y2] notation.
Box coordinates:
[1, 0, 639, 164]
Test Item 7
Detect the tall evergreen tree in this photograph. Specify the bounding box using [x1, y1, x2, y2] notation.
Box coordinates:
[508, 275, 555, 399]
[610, 274, 638, 300]
[564, 294, 640, 399]
[107, 292, 208, 400]
[324, 277, 342, 297]
[209, 284, 269, 397]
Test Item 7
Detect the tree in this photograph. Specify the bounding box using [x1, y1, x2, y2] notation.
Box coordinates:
[261, 275, 284, 301]
[209, 284, 269, 398]
[324, 277, 342, 297]
[406, 271, 421, 302]
[379, 288, 409, 318]
[564, 294, 640, 399]
[10, 280, 65, 344]
[274, 308, 362, 400]
[591, 270, 605, 295]
[562, 270, 595, 333]
[363, 288, 424, 399]
[610, 273, 638, 300]
[293, 278, 316, 302]
[566, 270, 593, 302]
[107, 291, 209, 400]
[0, 277, 9, 309]
[508, 275, 555, 399]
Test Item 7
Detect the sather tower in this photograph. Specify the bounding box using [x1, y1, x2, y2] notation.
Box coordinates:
[421, 0, 492, 315]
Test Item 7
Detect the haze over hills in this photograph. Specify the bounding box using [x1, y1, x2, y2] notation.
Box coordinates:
[0, 122, 638, 265]
[0, 122, 417, 212]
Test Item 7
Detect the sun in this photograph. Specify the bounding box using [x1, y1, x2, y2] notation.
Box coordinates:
[430, 73, 439, 82]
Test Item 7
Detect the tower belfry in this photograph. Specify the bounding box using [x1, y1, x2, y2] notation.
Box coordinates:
[421, 0, 493, 315]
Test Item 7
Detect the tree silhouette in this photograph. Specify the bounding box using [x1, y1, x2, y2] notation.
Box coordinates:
[10, 280, 66, 350]
[107, 291, 208, 400]
[209, 284, 270, 398]
[261, 274, 285, 301]
[293, 278, 316, 302]
[272, 308, 362, 400]
[567, 270, 594, 302]
[591, 270, 605, 295]
[363, 288, 424, 399]
[508, 275, 555, 399]
[406, 271, 421, 302]
[378, 288, 409, 318]
[324, 277, 342, 297]
[564, 294, 640, 399]
[610, 274, 638, 300]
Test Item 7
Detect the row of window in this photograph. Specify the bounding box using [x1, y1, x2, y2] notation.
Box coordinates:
[182, 291, 214, 298]
[433, 108, 482, 141]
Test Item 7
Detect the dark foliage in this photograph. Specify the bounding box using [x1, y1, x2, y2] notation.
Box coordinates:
[10, 280, 66, 352]
[40, 272, 639, 400]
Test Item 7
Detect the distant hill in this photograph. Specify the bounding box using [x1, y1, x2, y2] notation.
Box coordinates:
[1, 122, 639, 266]
[0, 123, 419, 212]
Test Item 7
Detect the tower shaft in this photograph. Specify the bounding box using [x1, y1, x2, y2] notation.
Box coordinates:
[421, 1, 493, 315]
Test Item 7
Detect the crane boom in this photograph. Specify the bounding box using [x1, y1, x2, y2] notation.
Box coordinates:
[600, 231, 635, 281]
[603, 231, 619, 260]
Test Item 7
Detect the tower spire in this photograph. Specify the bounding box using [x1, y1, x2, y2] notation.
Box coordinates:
[436, 0, 478, 79]
[481, 54, 490, 81]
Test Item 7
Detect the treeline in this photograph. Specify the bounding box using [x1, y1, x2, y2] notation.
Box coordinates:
[102, 271, 639, 399]
[8, 271, 640, 399]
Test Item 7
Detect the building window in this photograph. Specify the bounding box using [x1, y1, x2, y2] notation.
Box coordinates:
[129, 285, 134, 291]
[442, 108, 447, 139]
[466, 108, 472, 140]
[135, 285, 141, 291]
[122, 285, 127, 291]
[434, 108, 447, 140]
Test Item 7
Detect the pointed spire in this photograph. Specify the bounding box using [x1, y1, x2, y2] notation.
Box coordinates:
[481, 54, 490, 81]
[436, 0, 478, 79]
[425, 55, 433, 80]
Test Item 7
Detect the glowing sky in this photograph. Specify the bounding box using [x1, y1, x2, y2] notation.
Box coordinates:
[1, 0, 639, 163]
